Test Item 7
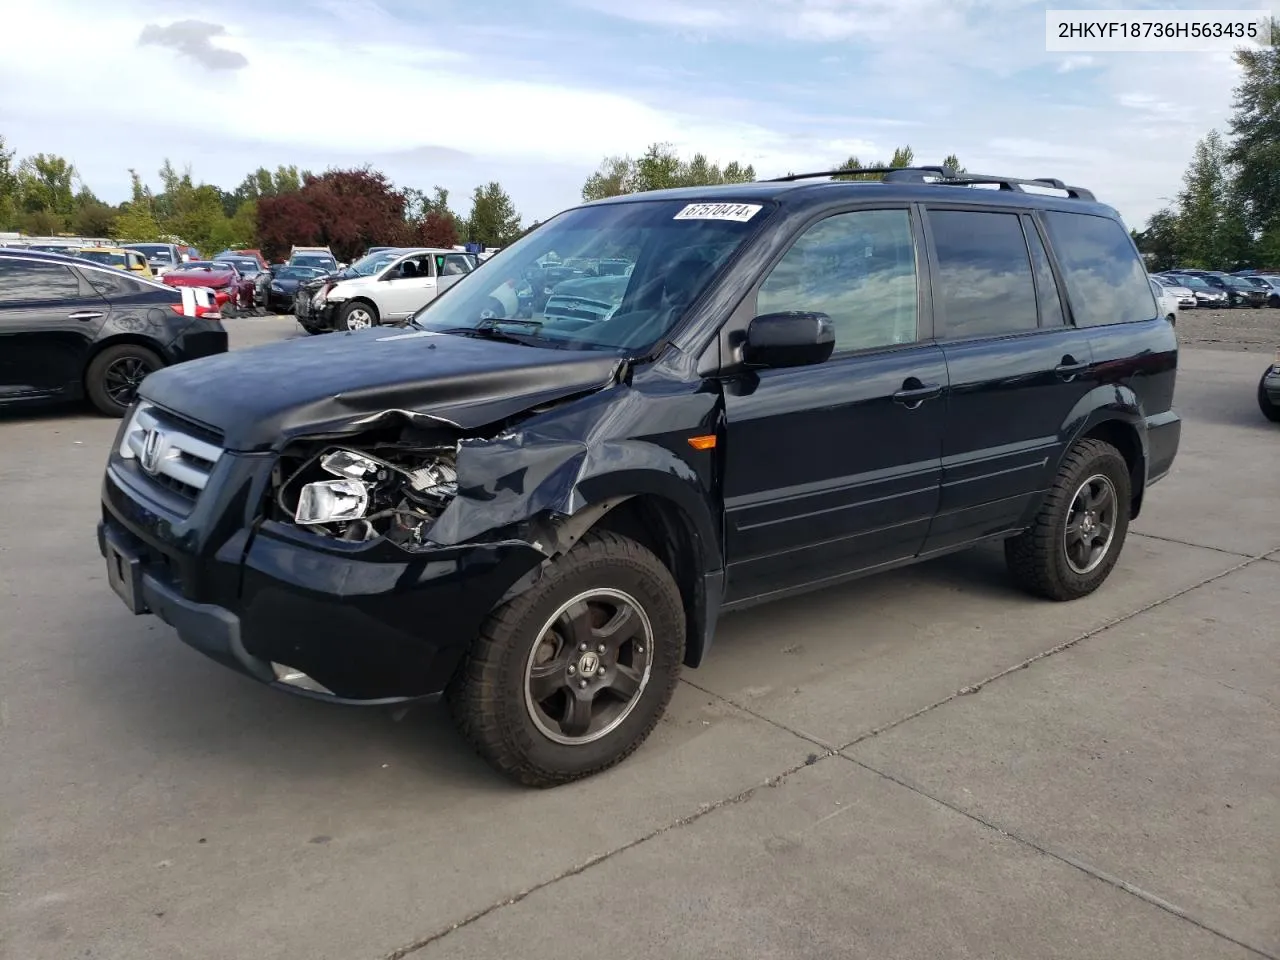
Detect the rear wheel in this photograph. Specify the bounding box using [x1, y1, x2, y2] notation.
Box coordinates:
[338, 301, 378, 331]
[1259, 373, 1280, 423]
[447, 531, 684, 787]
[86, 344, 163, 417]
[1004, 438, 1131, 601]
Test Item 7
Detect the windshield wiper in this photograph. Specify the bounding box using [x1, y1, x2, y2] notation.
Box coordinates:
[429, 323, 551, 348]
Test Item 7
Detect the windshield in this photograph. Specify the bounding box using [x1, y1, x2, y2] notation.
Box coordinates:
[345, 250, 402, 276]
[1174, 276, 1208, 290]
[294, 255, 337, 268]
[275, 266, 325, 281]
[218, 258, 259, 274]
[409, 198, 772, 352]
[182, 261, 233, 273]
[1224, 277, 1252, 290]
[80, 251, 126, 267]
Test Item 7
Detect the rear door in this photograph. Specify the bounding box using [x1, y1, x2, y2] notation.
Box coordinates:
[921, 206, 1098, 554]
[722, 205, 949, 603]
[0, 258, 109, 400]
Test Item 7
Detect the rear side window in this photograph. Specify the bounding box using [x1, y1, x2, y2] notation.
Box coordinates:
[84, 268, 150, 299]
[0, 260, 81, 303]
[929, 210, 1038, 339]
[1042, 212, 1156, 326]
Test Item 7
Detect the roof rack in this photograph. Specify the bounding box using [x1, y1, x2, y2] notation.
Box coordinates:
[768, 166, 1096, 202]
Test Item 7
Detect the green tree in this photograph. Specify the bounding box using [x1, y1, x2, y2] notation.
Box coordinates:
[1174, 130, 1242, 268]
[72, 186, 116, 236]
[16, 153, 78, 225]
[113, 202, 162, 241]
[1133, 209, 1181, 271]
[1226, 19, 1280, 236]
[941, 153, 967, 175]
[466, 181, 521, 247]
[0, 135, 18, 229]
[833, 145, 915, 181]
[581, 144, 757, 199]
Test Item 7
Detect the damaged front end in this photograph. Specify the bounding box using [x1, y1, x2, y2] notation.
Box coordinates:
[271, 434, 461, 551]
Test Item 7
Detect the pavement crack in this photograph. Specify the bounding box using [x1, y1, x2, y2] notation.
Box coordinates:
[838, 554, 1265, 753]
[379, 749, 836, 960]
[840, 754, 1278, 960]
[680, 677, 837, 753]
[1131, 531, 1257, 559]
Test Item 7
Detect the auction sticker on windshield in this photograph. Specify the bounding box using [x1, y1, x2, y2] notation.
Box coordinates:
[673, 203, 762, 222]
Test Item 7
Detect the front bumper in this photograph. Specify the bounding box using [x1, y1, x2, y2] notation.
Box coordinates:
[293, 291, 340, 330]
[99, 460, 545, 703]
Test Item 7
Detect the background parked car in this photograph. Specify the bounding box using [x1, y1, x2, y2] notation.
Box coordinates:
[0, 248, 227, 416]
[1150, 274, 1196, 309]
[1164, 273, 1229, 308]
[264, 264, 327, 312]
[1242, 275, 1280, 307]
[213, 254, 270, 312]
[123, 242, 182, 277]
[1149, 277, 1179, 326]
[293, 247, 477, 332]
[78, 247, 154, 278]
[161, 260, 249, 315]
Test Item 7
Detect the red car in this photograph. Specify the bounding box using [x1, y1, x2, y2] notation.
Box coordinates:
[162, 261, 252, 316]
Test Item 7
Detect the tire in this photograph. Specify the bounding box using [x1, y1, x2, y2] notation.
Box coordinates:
[1004, 438, 1132, 601]
[85, 344, 164, 418]
[338, 300, 378, 331]
[1269, 295, 1280, 309]
[447, 530, 685, 787]
[1260, 374, 1280, 423]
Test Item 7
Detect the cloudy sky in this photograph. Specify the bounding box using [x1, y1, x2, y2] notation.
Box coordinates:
[2, 0, 1245, 229]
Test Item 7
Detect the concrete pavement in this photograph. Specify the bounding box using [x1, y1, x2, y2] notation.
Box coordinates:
[2, 321, 1276, 959]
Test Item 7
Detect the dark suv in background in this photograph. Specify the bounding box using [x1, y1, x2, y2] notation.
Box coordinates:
[0, 249, 227, 416]
[97, 167, 1179, 787]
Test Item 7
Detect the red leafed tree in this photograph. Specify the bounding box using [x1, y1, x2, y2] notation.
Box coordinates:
[256, 167, 409, 261]
[409, 210, 459, 248]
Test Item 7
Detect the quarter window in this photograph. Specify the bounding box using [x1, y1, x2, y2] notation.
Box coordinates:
[756, 209, 918, 353]
[0, 260, 82, 303]
[929, 210, 1038, 339]
[1041, 211, 1156, 326]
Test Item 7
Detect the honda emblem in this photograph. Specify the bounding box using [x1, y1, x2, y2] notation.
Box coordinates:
[140, 429, 166, 475]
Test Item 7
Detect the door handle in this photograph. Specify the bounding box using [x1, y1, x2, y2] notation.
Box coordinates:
[1055, 355, 1088, 381]
[893, 380, 943, 408]
[68, 311, 104, 321]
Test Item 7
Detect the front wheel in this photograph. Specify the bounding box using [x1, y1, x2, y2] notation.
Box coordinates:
[1259, 373, 1280, 423]
[85, 344, 164, 417]
[447, 531, 685, 787]
[338, 301, 378, 331]
[1004, 438, 1132, 601]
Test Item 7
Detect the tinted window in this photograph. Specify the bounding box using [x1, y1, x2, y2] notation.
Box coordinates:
[1043, 212, 1156, 326]
[929, 210, 1037, 339]
[757, 209, 918, 352]
[84, 268, 151, 299]
[1025, 219, 1066, 326]
[0, 260, 82, 303]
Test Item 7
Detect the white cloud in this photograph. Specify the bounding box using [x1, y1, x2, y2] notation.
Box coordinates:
[0, 0, 1248, 229]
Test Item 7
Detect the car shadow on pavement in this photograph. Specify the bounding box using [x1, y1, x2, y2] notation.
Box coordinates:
[73, 608, 518, 793]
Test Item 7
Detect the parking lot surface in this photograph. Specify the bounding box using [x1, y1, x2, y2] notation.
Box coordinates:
[3, 317, 1278, 960]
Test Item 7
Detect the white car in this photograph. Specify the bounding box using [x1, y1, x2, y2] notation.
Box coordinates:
[1151, 273, 1196, 310]
[1150, 277, 1178, 327]
[304, 248, 481, 331]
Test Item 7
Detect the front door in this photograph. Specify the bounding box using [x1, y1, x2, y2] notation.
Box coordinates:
[721, 207, 948, 604]
[920, 207, 1099, 554]
[378, 253, 437, 318]
[0, 257, 108, 400]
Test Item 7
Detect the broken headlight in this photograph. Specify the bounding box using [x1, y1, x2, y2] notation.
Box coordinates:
[275, 442, 459, 548]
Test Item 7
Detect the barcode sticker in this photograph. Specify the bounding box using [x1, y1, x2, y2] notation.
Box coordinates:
[673, 203, 762, 222]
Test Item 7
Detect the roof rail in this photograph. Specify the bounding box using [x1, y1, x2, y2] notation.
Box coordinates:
[767, 167, 1096, 201]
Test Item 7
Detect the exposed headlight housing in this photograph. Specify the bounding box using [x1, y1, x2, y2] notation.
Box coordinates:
[295, 479, 370, 525]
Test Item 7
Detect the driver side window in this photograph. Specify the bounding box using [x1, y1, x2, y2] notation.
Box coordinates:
[757, 209, 919, 353]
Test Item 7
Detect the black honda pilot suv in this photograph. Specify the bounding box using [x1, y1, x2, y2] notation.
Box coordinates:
[98, 167, 1180, 786]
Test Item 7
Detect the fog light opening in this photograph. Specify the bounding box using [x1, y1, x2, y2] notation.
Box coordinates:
[271, 662, 335, 695]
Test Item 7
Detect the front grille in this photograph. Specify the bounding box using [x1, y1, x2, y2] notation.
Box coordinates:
[121, 404, 225, 506]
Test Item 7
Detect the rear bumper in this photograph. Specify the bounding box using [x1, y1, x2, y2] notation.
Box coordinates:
[1145, 410, 1181, 486]
[99, 464, 545, 703]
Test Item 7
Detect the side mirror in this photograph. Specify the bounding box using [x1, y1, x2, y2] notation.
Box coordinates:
[743, 311, 835, 368]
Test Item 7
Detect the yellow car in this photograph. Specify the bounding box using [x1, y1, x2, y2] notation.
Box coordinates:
[78, 247, 154, 278]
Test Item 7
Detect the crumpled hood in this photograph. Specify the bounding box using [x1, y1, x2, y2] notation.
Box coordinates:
[164, 270, 234, 287]
[139, 327, 624, 452]
[549, 275, 629, 304]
